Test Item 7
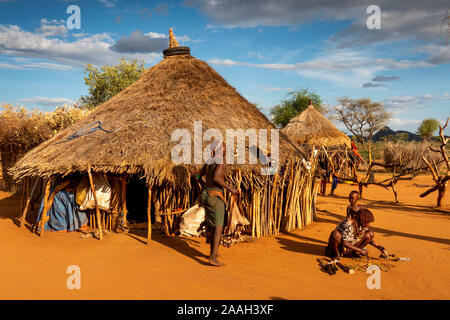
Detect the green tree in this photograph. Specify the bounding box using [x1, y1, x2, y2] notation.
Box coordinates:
[79, 58, 146, 109]
[270, 88, 324, 128]
[417, 118, 440, 142]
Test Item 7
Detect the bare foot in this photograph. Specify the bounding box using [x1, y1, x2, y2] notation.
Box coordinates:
[208, 258, 225, 267]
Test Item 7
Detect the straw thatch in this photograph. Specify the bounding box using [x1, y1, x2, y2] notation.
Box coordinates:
[282, 105, 351, 148]
[13, 36, 318, 240]
[11, 52, 303, 185]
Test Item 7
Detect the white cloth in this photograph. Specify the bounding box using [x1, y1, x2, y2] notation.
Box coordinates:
[79, 175, 111, 211]
[179, 204, 205, 236]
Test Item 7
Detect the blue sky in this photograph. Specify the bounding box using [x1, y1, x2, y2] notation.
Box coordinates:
[0, 0, 449, 134]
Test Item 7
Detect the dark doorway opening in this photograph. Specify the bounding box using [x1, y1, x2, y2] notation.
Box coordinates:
[126, 175, 149, 223]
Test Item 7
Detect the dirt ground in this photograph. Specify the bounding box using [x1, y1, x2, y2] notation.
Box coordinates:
[0, 174, 448, 300]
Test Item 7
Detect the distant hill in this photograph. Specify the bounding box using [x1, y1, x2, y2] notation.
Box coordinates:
[372, 126, 421, 142]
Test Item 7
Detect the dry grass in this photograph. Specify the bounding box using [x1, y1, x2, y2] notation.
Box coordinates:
[0, 104, 88, 190]
[383, 141, 441, 171]
[11, 54, 304, 185]
[8, 53, 316, 238]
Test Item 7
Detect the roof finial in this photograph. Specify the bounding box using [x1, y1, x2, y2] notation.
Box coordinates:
[169, 28, 179, 48]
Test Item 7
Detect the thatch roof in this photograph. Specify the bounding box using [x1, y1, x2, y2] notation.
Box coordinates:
[281, 105, 351, 148]
[12, 49, 303, 184]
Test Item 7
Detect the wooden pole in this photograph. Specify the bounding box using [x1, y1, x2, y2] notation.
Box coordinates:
[41, 181, 72, 234]
[39, 179, 52, 236]
[89, 211, 93, 228]
[87, 165, 103, 240]
[147, 186, 152, 245]
[19, 177, 28, 221]
[20, 178, 39, 228]
[121, 174, 128, 225]
[251, 193, 255, 238]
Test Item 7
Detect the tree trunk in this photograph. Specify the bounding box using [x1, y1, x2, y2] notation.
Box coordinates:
[437, 185, 446, 208]
[358, 183, 364, 199]
[392, 184, 399, 203]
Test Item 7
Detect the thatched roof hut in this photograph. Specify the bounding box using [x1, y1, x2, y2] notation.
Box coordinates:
[282, 104, 351, 148]
[282, 103, 355, 182]
[12, 51, 302, 184]
[12, 31, 316, 241]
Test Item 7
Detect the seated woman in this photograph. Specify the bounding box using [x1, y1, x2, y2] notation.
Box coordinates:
[325, 208, 386, 260]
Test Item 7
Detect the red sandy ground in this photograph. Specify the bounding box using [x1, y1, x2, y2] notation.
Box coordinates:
[0, 174, 448, 300]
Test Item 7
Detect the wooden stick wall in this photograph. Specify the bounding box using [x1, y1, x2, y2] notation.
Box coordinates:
[20, 159, 318, 240]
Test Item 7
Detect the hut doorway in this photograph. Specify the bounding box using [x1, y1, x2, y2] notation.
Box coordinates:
[126, 175, 151, 223]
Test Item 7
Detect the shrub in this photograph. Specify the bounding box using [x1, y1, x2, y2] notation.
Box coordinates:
[0, 104, 89, 191]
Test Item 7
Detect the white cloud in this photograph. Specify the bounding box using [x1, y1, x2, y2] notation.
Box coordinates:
[259, 85, 293, 92]
[145, 31, 196, 43]
[384, 96, 416, 103]
[205, 24, 217, 30]
[0, 58, 74, 71]
[137, 31, 196, 45]
[192, 0, 448, 48]
[0, 24, 161, 68]
[383, 94, 438, 115]
[331, 8, 448, 48]
[209, 56, 430, 72]
[145, 32, 167, 39]
[420, 93, 435, 100]
[419, 44, 450, 65]
[0, 23, 202, 70]
[389, 118, 422, 126]
[387, 117, 450, 132]
[0, 62, 22, 69]
[36, 18, 68, 37]
[177, 35, 191, 42]
[98, 0, 119, 8]
[440, 93, 450, 100]
[248, 51, 265, 59]
[110, 30, 168, 53]
[19, 96, 75, 107]
[209, 48, 430, 87]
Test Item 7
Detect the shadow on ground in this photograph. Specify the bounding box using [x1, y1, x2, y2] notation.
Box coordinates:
[0, 192, 21, 222]
[127, 228, 211, 266]
[318, 209, 450, 246]
[327, 194, 449, 216]
[276, 236, 325, 256]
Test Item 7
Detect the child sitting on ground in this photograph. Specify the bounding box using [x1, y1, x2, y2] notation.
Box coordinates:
[325, 208, 386, 260]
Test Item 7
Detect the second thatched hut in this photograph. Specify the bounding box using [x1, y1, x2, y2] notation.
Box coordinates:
[282, 102, 354, 181]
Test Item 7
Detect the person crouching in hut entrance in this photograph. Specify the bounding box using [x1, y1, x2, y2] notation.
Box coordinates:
[197, 140, 239, 267]
[325, 208, 387, 260]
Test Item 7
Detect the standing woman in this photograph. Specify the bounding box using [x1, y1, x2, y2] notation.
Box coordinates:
[197, 140, 238, 267]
